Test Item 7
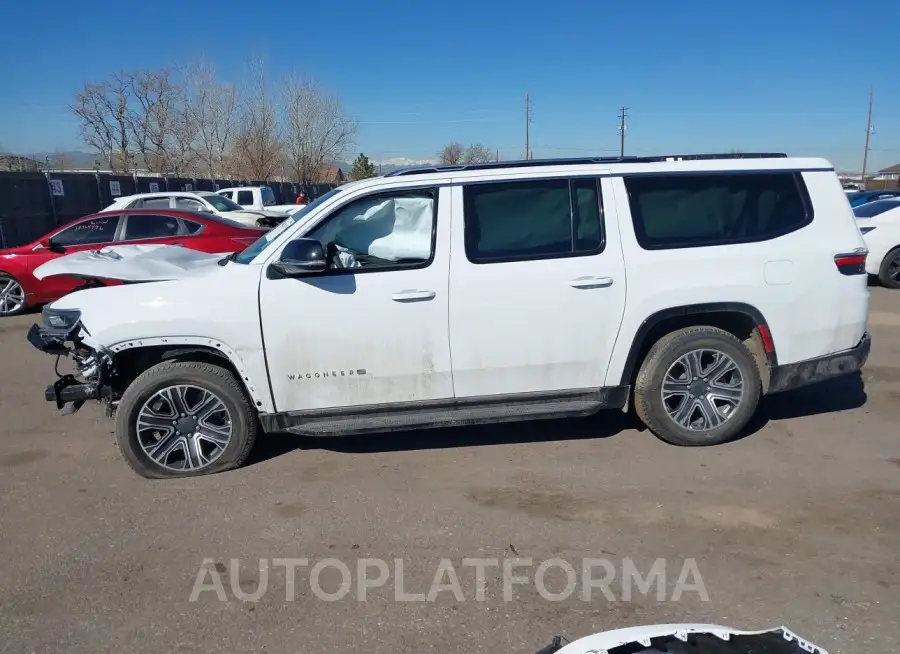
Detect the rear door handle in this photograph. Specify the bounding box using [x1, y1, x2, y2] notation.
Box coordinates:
[569, 276, 614, 289]
[391, 289, 436, 302]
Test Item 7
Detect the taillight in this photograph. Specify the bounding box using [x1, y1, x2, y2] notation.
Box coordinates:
[834, 252, 867, 275]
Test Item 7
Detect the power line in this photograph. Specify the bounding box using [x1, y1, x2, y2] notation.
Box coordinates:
[618, 106, 629, 157]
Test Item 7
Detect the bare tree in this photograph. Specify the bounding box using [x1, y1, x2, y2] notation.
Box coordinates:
[282, 74, 357, 184]
[463, 143, 494, 164]
[231, 59, 282, 181]
[438, 142, 464, 164]
[72, 72, 131, 172]
[127, 69, 180, 173]
[186, 61, 238, 179]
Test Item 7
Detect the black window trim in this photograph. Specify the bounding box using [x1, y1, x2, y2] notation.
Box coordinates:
[462, 175, 606, 265]
[120, 213, 190, 242]
[625, 170, 814, 251]
[270, 186, 441, 279]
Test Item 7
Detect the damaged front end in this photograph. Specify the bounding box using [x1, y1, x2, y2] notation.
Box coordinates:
[27, 307, 115, 415]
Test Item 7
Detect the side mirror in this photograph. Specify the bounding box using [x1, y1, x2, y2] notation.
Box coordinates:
[41, 237, 63, 252]
[269, 238, 327, 277]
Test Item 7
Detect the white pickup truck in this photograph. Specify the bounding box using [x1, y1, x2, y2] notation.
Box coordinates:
[28, 153, 870, 479]
[217, 186, 305, 217]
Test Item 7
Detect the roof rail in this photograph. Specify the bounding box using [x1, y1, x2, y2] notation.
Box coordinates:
[385, 153, 788, 177]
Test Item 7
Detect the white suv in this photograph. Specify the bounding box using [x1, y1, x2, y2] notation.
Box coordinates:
[28, 154, 871, 478]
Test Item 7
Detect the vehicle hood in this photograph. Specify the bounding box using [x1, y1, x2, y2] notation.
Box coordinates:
[34, 244, 226, 282]
[218, 210, 273, 225]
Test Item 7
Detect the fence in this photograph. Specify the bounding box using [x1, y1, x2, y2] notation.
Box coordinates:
[0, 171, 336, 248]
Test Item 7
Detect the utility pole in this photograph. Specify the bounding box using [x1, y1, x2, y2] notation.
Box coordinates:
[618, 106, 629, 157]
[861, 88, 874, 188]
[525, 93, 532, 160]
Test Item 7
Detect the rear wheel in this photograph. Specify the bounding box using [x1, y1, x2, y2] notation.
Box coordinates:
[115, 360, 258, 479]
[634, 326, 762, 446]
[877, 247, 900, 289]
[0, 273, 27, 317]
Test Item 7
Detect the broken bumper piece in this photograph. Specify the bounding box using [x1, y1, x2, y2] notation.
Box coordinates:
[28, 318, 113, 413]
[550, 624, 828, 654]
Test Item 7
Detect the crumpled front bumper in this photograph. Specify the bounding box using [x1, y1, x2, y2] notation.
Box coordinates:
[27, 322, 112, 411]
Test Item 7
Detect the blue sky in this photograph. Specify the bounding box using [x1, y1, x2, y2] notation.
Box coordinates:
[2, 0, 898, 171]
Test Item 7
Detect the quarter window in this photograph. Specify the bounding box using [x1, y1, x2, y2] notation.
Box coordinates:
[463, 178, 604, 263]
[237, 190, 254, 206]
[625, 172, 812, 250]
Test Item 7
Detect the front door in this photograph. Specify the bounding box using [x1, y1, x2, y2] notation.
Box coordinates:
[448, 176, 628, 397]
[259, 184, 453, 412]
[30, 214, 125, 301]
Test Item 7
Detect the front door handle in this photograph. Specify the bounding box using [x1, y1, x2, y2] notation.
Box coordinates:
[391, 289, 436, 302]
[569, 276, 614, 289]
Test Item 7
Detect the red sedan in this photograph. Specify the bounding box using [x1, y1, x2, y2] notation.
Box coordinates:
[0, 209, 266, 317]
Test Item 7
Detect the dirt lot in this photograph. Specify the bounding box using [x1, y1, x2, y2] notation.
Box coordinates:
[1, 290, 898, 654]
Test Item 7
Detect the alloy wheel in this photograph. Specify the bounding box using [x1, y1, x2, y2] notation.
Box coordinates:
[0, 277, 25, 316]
[661, 349, 745, 430]
[136, 384, 233, 472]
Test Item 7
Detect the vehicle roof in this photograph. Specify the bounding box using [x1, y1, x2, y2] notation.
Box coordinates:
[217, 186, 272, 191]
[78, 208, 263, 230]
[345, 154, 835, 191]
[113, 191, 219, 201]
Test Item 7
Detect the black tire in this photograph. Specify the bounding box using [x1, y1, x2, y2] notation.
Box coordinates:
[877, 247, 900, 289]
[115, 360, 258, 479]
[634, 326, 762, 446]
[0, 272, 27, 317]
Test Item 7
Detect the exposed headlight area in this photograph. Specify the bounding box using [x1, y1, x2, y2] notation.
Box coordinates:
[42, 307, 82, 333]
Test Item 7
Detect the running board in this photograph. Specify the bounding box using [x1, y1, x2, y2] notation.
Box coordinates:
[259, 386, 629, 437]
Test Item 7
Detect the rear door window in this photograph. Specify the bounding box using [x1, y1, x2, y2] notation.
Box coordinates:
[123, 214, 182, 240]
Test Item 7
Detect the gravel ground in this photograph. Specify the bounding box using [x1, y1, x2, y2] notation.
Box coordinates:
[0, 289, 898, 653]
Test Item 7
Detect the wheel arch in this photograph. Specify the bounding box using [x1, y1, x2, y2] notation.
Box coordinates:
[615, 302, 777, 392]
[107, 337, 274, 413]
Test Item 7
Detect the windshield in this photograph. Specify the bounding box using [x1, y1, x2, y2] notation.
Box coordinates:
[853, 199, 900, 218]
[261, 186, 277, 206]
[200, 193, 244, 212]
[232, 188, 344, 264]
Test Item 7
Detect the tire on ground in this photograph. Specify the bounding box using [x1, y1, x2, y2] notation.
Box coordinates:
[115, 360, 258, 479]
[877, 247, 900, 289]
[633, 325, 762, 447]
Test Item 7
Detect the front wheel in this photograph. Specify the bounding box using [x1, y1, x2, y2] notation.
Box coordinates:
[115, 360, 258, 479]
[634, 326, 762, 446]
[877, 247, 900, 289]
[0, 273, 27, 317]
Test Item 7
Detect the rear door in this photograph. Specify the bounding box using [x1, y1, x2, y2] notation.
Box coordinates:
[448, 175, 628, 397]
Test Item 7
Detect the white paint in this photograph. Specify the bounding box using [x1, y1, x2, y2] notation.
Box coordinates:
[259, 185, 454, 411]
[857, 205, 900, 277]
[47, 156, 869, 419]
[448, 178, 627, 396]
